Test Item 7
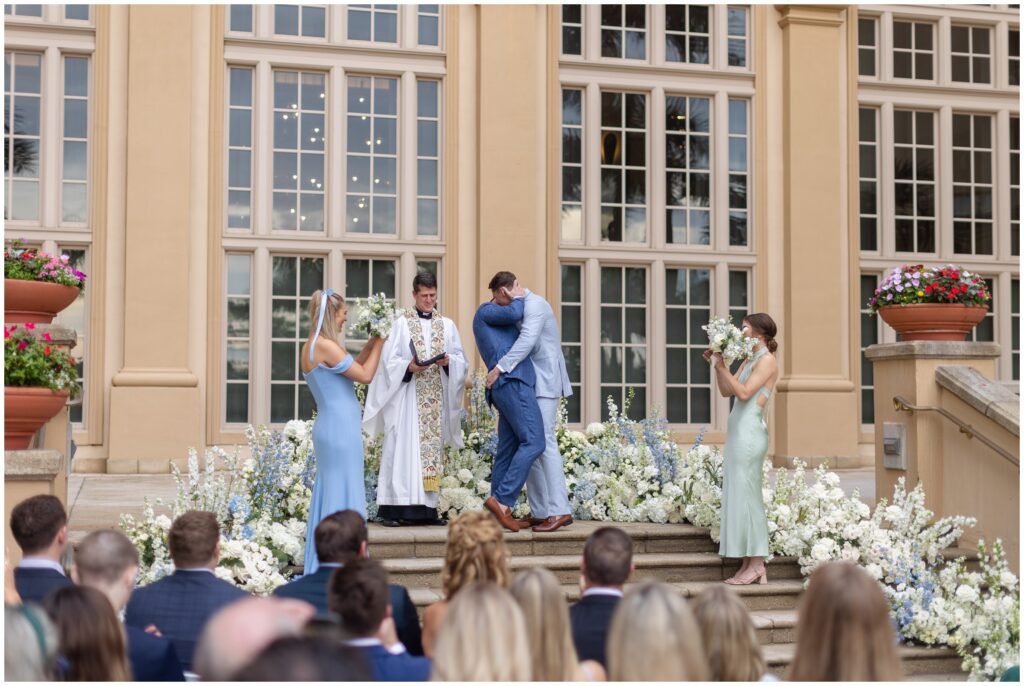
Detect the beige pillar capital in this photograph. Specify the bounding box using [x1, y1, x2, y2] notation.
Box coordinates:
[108, 5, 210, 471]
[771, 4, 860, 464]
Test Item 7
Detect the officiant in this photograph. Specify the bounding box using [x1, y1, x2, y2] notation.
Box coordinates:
[363, 272, 468, 527]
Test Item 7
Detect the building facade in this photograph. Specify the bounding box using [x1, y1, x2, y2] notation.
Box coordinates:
[4, 4, 1019, 473]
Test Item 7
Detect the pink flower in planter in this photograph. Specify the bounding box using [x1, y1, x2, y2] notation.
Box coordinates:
[42, 332, 52, 341]
[24, 322, 35, 330]
[17, 340, 28, 350]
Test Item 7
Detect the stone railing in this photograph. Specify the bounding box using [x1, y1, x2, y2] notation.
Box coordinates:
[866, 341, 1020, 572]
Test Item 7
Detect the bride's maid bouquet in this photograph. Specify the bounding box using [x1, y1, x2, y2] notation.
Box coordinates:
[350, 293, 398, 339]
[702, 316, 758, 364]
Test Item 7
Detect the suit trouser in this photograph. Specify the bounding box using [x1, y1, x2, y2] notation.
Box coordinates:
[524, 396, 572, 517]
[490, 379, 545, 507]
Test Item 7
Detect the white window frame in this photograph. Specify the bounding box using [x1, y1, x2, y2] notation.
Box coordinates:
[891, 18, 936, 82]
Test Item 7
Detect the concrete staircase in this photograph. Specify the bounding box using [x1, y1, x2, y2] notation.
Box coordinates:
[369, 520, 969, 680]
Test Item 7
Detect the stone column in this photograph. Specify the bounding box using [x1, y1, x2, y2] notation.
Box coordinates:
[107, 6, 210, 472]
[772, 5, 861, 464]
[475, 5, 549, 299]
[865, 341, 1001, 515]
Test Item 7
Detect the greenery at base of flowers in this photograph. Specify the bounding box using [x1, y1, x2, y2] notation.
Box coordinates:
[120, 375, 1017, 679]
[4, 239, 87, 288]
[4, 324, 80, 395]
[867, 263, 991, 313]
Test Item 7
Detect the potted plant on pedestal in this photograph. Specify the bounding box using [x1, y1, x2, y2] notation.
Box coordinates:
[867, 264, 991, 341]
[5, 240, 87, 324]
[4, 323, 81, 449]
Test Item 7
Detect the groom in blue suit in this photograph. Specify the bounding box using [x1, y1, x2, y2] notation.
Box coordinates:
[472, 271, 546, 531]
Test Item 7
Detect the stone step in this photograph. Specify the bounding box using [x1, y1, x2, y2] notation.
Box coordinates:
[382, 552, 803, 589]
[763, 642, 966, 678]
[407, 578, 806, 615]
[366, 520, 719, 559]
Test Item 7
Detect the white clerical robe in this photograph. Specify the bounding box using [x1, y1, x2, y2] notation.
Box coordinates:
[362, 313, 467, 507]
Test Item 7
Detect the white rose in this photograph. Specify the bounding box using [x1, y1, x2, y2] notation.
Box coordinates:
[955, 584, 978, 602]
[457, 469, 474, 484]
[585, 422, 605, 437]
[999, 571, 1017, 588]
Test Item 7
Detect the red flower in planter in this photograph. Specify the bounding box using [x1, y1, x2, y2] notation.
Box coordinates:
[24, 322, 35, 330]
[44, 345, 51, 356]
[42, 332, 52, 341]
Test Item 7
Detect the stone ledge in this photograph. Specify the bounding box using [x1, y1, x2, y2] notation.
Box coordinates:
[865, 341, 1001, 361]
[936, 366, 1020, 437]
[4, 323, 77, 347]
[5, 449, 64, 480]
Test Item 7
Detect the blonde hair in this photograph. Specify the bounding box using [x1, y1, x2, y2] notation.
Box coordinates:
[440, 511, 510, 599]
[691, 585, 767, 681]
[606, 581, 710, 681]
[306, 289, 346, 345]
[510, 568, 579, 681]
[430, 582, 532, 681]
[788, 562, 903, 681]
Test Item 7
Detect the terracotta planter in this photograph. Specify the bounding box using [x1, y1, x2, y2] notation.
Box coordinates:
[877, 303, 988, 341]
[4, 279, 80, 324]
[4, 387, 69, 449]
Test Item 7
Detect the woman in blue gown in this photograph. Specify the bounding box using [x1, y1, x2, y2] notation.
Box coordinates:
[300, 288, 384, 574]
[704, 313, 779, 586]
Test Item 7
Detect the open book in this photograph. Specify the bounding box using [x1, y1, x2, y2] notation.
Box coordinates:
[409, 340, 446, 367]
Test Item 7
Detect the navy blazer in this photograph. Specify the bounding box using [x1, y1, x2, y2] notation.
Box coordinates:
[273, 567, 424, 656]
[125, 625, 186, 681]
[124, 570, 248, 671]
[13, 566, 73, 604]
[569, 593, 622, 668]
[359, 644, 431, 682]
[472, 298, 536, 389]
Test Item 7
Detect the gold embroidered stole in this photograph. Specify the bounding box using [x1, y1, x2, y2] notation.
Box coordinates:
[406, 309, 445, 492]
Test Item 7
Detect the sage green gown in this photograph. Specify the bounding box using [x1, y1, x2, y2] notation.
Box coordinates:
[719, 347, 772, 558]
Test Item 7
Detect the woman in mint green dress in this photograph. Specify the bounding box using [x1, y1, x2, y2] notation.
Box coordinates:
[705, 313, 779, 585]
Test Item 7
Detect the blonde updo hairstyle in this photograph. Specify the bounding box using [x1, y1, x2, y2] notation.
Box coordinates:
[306, 289, 346, 344]
[440, 511, 511, 599]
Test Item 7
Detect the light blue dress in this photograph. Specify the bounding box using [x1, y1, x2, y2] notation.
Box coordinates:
[719, 347, 772, 558]
[302, 351, 366, 575]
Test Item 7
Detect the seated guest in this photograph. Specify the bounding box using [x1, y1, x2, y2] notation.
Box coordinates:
[10, 495, 73, 603]
[233, 636, 372, 682]
[43, 585, 132, 681]
[422, 511, 511, 656]
[273, 510, 423, 655]
[431, 582, 531, 681]
[5, 603, 60, 681]
[570, 526, 634, 667]
[606, 581, 709, 681]
[691, 585, 773, 681]
[511, 568, 606, 681]
[193, 596, 315, 680]
[124, 511, 247, 671]
[788, 562, 902, 681]
[329, 558, 431, 682]
[73, 529, 186, 681]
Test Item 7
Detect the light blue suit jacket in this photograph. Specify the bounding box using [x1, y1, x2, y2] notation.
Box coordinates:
[497, 291, 572, 400]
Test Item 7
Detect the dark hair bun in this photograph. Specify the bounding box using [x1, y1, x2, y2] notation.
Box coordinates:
[765, 336, 778, 354]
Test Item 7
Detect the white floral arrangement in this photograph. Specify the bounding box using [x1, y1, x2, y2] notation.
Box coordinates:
[349, 292, 398, 339]
[702, 315, 757, 364]
[120, 376, 1018, 679]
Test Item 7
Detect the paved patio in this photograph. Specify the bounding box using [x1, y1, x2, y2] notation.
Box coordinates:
[66, 467, 877, 538]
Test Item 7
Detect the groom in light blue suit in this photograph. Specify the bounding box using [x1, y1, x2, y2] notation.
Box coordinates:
[485, 273, 574, 533]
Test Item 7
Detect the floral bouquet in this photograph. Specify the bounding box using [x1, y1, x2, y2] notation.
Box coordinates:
[350, 293, 397, 338]
[702, 315, 757, 364]
[867, 264, 991, 313]
[5, 239, 87, 289]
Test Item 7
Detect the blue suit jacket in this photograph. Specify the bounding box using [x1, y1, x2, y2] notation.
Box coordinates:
[124, 570, 248, 671]
[273, 567, 424, 655]
[472, 298, 536, 390]
[125, 625, 186, 681]
[13, 567, 73, 604]
[360, 644, 431, 682]
[569, 593, 621, 668]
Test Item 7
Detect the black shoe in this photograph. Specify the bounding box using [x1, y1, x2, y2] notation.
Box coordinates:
[422, 517, 447, 526]
[381, 518, 401, 528]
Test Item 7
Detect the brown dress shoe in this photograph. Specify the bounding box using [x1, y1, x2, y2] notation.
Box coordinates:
[484, 496, 521, 532]
[531, 514, 574, 533]
[517, 515, 547, 527]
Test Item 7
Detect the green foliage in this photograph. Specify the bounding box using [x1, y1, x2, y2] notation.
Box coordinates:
[4, 324, 81, 395]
